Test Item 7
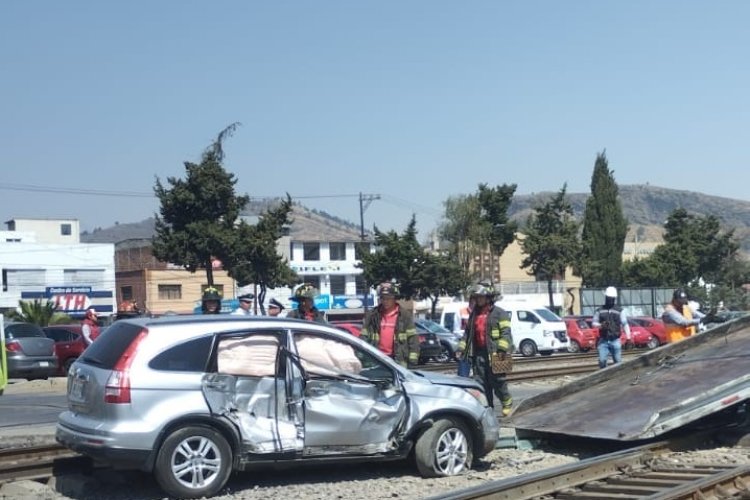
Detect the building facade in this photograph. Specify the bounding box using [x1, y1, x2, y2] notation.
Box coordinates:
[0, 218, 115, 318]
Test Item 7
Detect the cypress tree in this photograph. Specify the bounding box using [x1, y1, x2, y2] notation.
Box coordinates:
[580, 151, 629, 287]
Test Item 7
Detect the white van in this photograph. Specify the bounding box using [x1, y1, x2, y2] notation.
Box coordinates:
[439, 302, 471, 335]
[496, 299, 568, 356]
[440, 300, 568, 357]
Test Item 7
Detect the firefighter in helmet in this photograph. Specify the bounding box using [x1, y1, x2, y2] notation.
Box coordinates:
[286, 283, 327, 323]
[456, 280, 514, 416]
[201, 287, 222, 315]
[361, 281, 420, 368]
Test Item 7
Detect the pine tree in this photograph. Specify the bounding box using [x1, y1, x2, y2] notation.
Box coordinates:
[580, 151, 628, 287]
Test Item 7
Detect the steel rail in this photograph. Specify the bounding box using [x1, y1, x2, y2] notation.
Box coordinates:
[0, 444, 84, 484]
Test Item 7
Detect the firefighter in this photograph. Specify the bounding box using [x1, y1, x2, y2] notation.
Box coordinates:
[361, 281, 420, 368]
[201, 287, 222, 315]
[287, 283, 327, 323]
[662, 288, 702, 343]
[456, 280, 514, 416]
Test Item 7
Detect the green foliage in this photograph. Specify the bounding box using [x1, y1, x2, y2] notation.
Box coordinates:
[414, 252, 468, 319]
[358, 216, 426, 299]
[438, 183, 517, 281]
[521, 185, 581, 308]
[7, 300, 71, 326]
[152, 124, 250, 286]
[226, 196, 298, 309]
[580, 151, 629, 286]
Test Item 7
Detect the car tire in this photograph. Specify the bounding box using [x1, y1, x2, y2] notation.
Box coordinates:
[414, 418, 473, 478]
[567, 340, 581, 353]
[434, 343, 453, 363]
[519, 340, 537, 357]
[645, 334, 660, 350]
[154, 425, 233, 499]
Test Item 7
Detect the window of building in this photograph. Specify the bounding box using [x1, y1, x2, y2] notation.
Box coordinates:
[354, 243, 370, 260]
[303, 243, 320, 261]
[64, 269, 106, 288]
[299, 276, 321, 291]
[330, 275, 346, 295]
[121, 286, 133, 301]
[329, 242, 346, 261]
[355, 274, 368, 295]
[158, 284, 182, 300]
[60, 223, 72, 236]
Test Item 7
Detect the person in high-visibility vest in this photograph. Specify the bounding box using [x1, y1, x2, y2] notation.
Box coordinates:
[662, 288, 703, 343]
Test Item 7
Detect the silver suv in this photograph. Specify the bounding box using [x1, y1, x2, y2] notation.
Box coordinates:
[57, 316, 499, 499]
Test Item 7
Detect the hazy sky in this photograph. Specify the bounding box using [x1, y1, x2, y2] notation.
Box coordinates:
[2, 1, 749, 238]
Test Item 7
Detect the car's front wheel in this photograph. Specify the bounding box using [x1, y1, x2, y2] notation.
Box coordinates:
[154, 425, 233, 499]
[567, 340, 581, 353]
[645, 334, 660, 349]
[414, 418, 473, 477]
[434, 343, 454, 363]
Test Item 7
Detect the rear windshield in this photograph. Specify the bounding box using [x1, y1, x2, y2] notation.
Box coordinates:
[5, 323, 45, 339]
[80, 321, 144, 369]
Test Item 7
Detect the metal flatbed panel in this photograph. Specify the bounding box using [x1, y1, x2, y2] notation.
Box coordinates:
[509, 315, 750, 441]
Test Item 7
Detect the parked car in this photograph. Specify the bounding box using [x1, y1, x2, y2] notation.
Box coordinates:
[563, 317, 597, 353]
[415, 318, 463, 363]
[3, 322, 58, 380]
[43, 324, 87, 375]
[57, 316, 499, 499]
[497, 300, 569, 356]
[330, 320, 442, 365]
[628, 317, 667, 347]
[575, 315, 662, 350]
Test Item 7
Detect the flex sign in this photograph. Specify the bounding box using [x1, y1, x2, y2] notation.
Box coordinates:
[46, 287, 92, 313]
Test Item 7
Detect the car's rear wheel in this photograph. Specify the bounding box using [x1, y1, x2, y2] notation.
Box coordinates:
[645, 334, 660, 349]
[414, 418, 473, 477]
[434, 343, 453, 363]
[519, 339, 537, 357]
[567, 340, 581, 353]
[154, 425, 232, 499]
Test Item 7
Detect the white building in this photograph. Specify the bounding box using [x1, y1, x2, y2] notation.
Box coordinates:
[0, 218, 116, 318]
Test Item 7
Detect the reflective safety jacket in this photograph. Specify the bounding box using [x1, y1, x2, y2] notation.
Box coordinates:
[662, 302, 695, 343]
[361, 305, 419, 367]
[459, 305, 513, 357]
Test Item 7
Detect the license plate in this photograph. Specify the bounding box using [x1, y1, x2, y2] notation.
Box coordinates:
[39, 361, 49, 367]
[428, 340, 435, 344]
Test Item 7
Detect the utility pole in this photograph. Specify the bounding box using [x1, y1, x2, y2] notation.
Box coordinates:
[359, 192, 380, 314]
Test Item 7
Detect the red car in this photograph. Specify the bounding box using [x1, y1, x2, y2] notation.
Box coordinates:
[563, 317, 597, 353]
[42, 324, 87, 375]
[331, 322, 362, 337]
[629, 316, 667, 345]
[568, 315, 662, 350]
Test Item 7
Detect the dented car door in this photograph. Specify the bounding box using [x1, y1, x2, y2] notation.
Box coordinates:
[202, 330, 304, 454]
[292, 331, 408, 455]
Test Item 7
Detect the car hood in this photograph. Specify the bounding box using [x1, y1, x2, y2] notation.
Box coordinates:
[411, 370, 483, 391]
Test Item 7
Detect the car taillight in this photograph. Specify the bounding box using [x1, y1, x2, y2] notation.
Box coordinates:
[105, 328, 148, 404]
[5, 340, 22, 352]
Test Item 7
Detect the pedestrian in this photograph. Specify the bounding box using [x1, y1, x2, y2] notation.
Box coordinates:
[201, 287, 222, 315]
[456, 280, 514, 416]
[231, 294, 255, 316]
[267, 298, 285, 317]
[286, 283, 327, 323]
[662, 288, 703, 343]
[361, 281, 420, 368]
[592, 286, 631, 368]
[81, 307, 101, 345]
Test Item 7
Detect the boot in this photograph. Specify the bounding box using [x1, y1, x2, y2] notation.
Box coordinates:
[501, 397, 513, 417]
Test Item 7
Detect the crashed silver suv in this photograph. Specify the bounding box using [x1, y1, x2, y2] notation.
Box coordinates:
[56, 315, 499, 499]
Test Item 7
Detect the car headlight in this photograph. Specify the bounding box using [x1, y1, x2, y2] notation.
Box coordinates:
[543, 330, 553, 337]
[464, 388, 489, 407]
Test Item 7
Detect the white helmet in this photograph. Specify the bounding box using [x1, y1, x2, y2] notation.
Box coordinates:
[604, 286, 617, 298]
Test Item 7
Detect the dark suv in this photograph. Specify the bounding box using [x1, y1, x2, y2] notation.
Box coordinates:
[4, 322, 58, 380]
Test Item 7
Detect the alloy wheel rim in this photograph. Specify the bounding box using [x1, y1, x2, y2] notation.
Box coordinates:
[434, 427, 468, 475]
[171, 436, 222, 489]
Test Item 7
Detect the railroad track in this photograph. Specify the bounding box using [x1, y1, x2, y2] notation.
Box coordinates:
[429, 440, 750, 500]
[417, 350, 643, 380]
[0, 443, 86, 484]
